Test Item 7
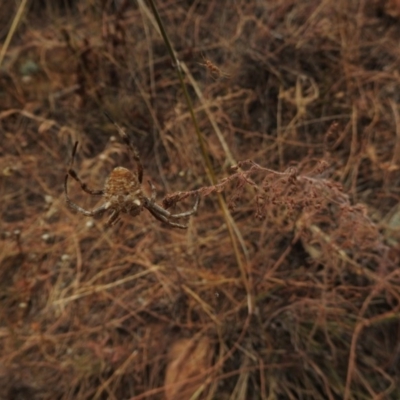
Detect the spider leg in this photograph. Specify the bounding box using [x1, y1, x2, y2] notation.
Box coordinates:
[145, 207, 189, 229]
[146, 195, 199, 219]
[104, 113, 144, 184]
[64, 174, 109, 217]
[144, 195, 199, 229]
[68, 142, 104, 196]
[148, 180, 157, 202]
[173, 195, 199, 219]
[106, 210, 120, 226]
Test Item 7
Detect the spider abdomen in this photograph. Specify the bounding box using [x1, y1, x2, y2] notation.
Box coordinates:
[104, 167, 141, 196]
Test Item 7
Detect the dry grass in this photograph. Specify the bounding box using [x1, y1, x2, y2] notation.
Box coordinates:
[1, 0, 400, 399]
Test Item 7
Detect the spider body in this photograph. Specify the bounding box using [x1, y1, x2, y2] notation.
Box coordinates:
[64, 115, 198, 228]
[104, 167, 144, 217]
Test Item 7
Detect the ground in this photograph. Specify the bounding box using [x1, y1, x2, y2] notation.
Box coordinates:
[1, 1, 400, 399]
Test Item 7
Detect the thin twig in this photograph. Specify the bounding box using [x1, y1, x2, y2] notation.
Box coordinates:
[143, 0, 254, 314]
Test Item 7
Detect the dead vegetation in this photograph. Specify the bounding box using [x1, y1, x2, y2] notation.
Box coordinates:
[1, 0, 400, 399]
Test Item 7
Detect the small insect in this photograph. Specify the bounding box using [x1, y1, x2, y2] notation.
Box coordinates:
[64, 113, 199, 228]
[198, 54, 230, 79]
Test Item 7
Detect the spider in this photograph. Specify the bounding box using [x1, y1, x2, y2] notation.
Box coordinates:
[64, 114, 199, 228]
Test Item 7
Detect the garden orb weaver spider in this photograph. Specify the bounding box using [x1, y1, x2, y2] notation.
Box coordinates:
[64, 114, 199, 228]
